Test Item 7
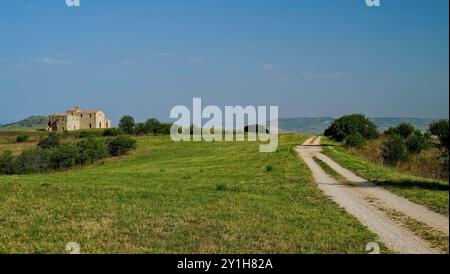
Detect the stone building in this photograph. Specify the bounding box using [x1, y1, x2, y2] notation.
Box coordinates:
[47, 107, 112, 132]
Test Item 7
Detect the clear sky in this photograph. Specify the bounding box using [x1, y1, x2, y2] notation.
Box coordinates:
[0, 0, 448, 124]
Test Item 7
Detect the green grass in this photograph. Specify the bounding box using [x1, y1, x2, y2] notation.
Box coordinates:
[312, 156, 346, 182]
[0, 134, 383, 254]
[321, 140, 449, 215]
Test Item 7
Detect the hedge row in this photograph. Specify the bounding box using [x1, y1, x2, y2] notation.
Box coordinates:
[0, 134, 136, 175]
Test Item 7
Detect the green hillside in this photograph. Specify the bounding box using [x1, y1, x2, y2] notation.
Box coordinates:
[0, 116, 48, 131]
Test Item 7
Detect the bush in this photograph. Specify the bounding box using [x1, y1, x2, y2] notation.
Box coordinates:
[384, 123, 415, 138]
[76, 138, 108, 164]
[158, 123, 173, 135]
[1, 134, 138, 175]
[107, 136, 137, 156]
[429, 119, 449, 149]
[343, 133, 365, 148]
[119, 115, 135, 134]
[15, 148, 51, 174]
[16, 134, 30, 143]
[49, 144, 80, 169]
[324, 114, 379, 142]
[103, 128, 123, 137]
[78, 130, 103, 139]
[382, 135, 410, 165]
[405, 130, 431, 154]
[134, 123, 147, 135]
[38, 133, 60, 149]
[144, 118, 161, 135]
[442, 149, 449, 178]
[0, 150, 16, 175]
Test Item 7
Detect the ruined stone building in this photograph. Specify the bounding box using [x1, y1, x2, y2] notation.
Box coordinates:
[47, 107, 112, 131]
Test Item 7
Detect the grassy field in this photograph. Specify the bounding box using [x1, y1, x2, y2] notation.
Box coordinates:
[0, 133, 383, 254]
[321, 139, 449, 216]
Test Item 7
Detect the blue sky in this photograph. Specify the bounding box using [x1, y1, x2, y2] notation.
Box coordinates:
[0, 0, 448, 124]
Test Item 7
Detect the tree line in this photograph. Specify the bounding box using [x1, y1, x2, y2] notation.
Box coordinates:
[118, 116, 172, 136]
[0, 133, 136, 175]
[324, 114, 449, 176]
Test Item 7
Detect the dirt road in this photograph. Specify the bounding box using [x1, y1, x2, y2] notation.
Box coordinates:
[296, 136, 448, 254]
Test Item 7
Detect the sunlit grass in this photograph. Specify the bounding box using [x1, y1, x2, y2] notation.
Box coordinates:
[0, 134, 382, 254]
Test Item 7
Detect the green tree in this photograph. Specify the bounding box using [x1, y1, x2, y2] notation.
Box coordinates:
[76, 138, 108, 164]
[324, 114, 379, 142]
[343, 133, 365, 148]
[384, 123, 415, 138]
[134, 122, 147, 135]
[107, 136, 137, 156]
[382, 135, 410, 166]
[405, 130, 431, 154]
[144, 118, 162, 135]
[38, 133, 61, 149]
[49, 144, 80, 169]
[429, 119, 449, 149]
[15, 148, 51, 174]
[159, 123, 173, 135]
[119, 116, 135, 134]
[0, 150, 16, 175]
[429, 120, 449, 178]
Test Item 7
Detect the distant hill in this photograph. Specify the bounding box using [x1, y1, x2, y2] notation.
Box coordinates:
[279, 117, 334, 134]
[0, 115, 48, 130]
[279, 117, 439, 134]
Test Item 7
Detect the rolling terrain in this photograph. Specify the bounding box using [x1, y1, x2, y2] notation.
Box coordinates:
[0, 116, 48, 131]
[0, 133, 382, 254]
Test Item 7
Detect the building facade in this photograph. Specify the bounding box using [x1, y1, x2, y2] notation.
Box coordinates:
[47, 107, 112, 132]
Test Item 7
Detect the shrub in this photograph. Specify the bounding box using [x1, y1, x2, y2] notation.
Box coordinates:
[442, 149, 449, 178]
[0, 150, 16, 175]
[78, 130, 103, 138]
[158, 123, 173, 135]
[15, 148, 51, 174]
[382, 135, 410, 165]
[103, 128, 123, 137]
[384, 123, 415, 138]
[134, 123, 147, 135]
[429, 119, 449, 149]
[429, 120, 450, 178]
[76, 138, 108, 164]
[343, 133, 365, 148]
[144, 118, 161, 135]
[216, 184, 228, 191]
[119, 116, 135, 134]
[38, 133, 60, 149]
[16, 134, 30, 143]
[324, 114, 379, 142]
[107, 136, 137, 156]
[49, 144, 80, 169]
[405, 130, 431, 154]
